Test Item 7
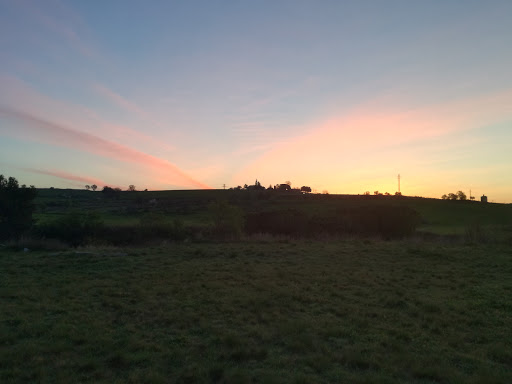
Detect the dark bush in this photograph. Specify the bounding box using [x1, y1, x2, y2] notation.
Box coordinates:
[37, 210, 193, 246]
[308, 213, 353, 235]
[246, 205, 420, 239]
[139, 213, 189, 241]
[102, 186, 121, 199]
[245, 209, 308, 236]
[37, 211, 104, 246]
[0, 175, 37, 240]
[341, 205, 421, 239]
[96, 225, 140, 245]
[97, 219, 190, 246]
[208, 200, 244, 238]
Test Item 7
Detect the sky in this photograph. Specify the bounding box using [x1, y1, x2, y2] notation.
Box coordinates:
[0, 0, 511, 202]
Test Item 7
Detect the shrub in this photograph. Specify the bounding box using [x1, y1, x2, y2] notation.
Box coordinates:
[96, 219, 189, 246]
[94, 225, 139, 246]
[245, 209, 308, 236]
[139, 212, 166, 229]
[102, 186, 121, 199]
[0, 175, 37, 240]
[139, 213, 189, 241]
[38, 211, 104, 246]
[208, 200, 244, 238]
[342, 205, 421, 239]
[245, 206, 420, 239]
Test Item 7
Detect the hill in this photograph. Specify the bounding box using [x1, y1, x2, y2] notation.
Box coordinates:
[33, 188, 512, 242]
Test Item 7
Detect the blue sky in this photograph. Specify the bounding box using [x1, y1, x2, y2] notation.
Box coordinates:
[1, 0, 511, 201]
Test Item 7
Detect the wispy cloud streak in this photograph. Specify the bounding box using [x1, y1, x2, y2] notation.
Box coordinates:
[93, 84, 164, 129]
[0, 76, 173, 153]
[93, 84, 146, 116]
[12, 0, 96, 58]
[232, 88, 512, 191]
[21, 168, 109, 187]
[0, 106, 209, 189]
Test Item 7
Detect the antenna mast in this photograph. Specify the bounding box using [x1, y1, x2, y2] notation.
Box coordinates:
[398, 174, 400, 194]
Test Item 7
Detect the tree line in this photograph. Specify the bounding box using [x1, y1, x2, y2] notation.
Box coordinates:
[230, 180, 314, 193]
[441, 191, 469, 201]
[85, 184, 138, 192]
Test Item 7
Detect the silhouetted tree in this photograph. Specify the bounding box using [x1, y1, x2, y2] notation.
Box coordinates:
[448, 193, 457, 200]
[0, 175, 37, 239]
[128, 185, 136, 192]
[443, 191, 466, 201]
[395, 192, 402, 196]
[102, 186, 121, 199]
[301, 186, 312, 193]
[91, 184, 97, 191]
[246, 179, 265, 190]
[85, 185, 90, 190]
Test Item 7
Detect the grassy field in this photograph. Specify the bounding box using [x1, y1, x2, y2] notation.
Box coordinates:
[33, 188, 512, 237]
[2, 240, 511, 383]
[2, 188, 510, 382]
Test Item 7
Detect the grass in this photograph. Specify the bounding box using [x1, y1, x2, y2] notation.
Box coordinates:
[1, 240, 511, 383]
[33, 188, 512, 238]
[9, 188, 510, 381]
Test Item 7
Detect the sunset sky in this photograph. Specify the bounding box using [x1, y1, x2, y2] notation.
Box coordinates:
[1, 0, 511, 202]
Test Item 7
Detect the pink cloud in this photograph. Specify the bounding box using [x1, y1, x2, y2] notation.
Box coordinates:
[95, 121, 175, 153]
[0, 75, 174, 153]
[232, 88, 512, 193]
[0, 106, 210, 189]
[21, 168, 109, 188]
[93, 84, 146, 116]
[93, 83, 164, 129]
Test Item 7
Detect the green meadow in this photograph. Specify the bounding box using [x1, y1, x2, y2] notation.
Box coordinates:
[33, 188, 512, 237]
[2, 241, 511, 383]
[1, 189, 512, 383]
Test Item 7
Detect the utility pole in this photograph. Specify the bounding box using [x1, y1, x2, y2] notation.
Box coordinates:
[222, 184, 226, 190]
[398, 174, 400, 194]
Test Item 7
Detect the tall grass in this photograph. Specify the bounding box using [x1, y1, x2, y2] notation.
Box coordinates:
[465, 221, 490, 244]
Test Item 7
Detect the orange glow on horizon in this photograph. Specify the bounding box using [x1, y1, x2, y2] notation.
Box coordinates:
[232, 89, 512, 202]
